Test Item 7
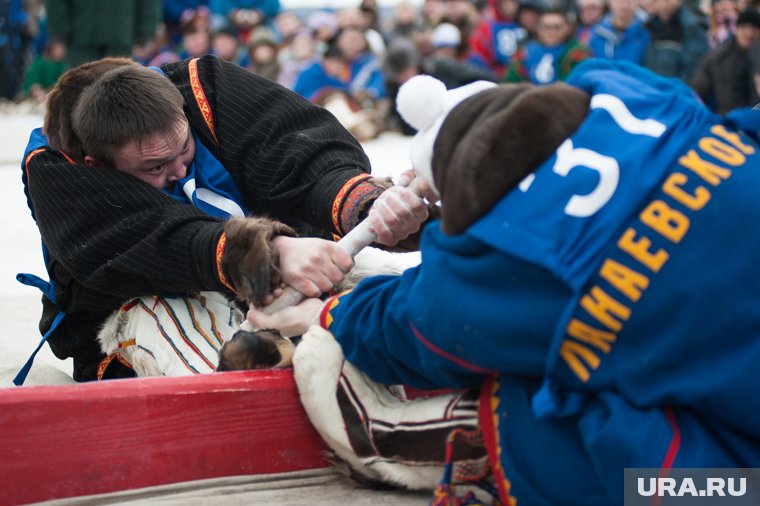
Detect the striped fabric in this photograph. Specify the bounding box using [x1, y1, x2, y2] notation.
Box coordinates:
[24, 55, 384, 374]
[293, 326, 487, 491]
[98, 292, 243, 376]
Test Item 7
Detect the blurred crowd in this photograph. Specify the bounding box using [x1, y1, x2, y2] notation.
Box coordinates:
[1, 0, 759, 139]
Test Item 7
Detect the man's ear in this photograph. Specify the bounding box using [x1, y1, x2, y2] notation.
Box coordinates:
[83, 155, 99, 167]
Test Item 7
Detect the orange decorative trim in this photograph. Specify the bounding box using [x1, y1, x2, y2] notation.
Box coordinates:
[215, 233, 236, 293]
[118, 338, 137, 349]
[331, 174, 372, 235]
[24, 148, 45, 168]
[96, 353, 135, 380]
[115, 354, 132, 369]
[319, 290, 352, 330]
[478, 375, 516, 506]
[23, 148, 46, 182]
[57, 150, 76, 164]
[96, 355, 117, 380]
[189, 58, 219, 145]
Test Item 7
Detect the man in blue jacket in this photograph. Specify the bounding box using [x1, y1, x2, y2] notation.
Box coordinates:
[251, 61, 760, 505]
[588, 0, 650, 64]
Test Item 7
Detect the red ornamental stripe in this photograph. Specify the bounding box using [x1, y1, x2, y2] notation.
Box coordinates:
[478, 375, 517, 506]
[408, 322, 493, 375]
[189, 58, 219, 145]
[652, 407, 683, 506]
[320, 292, 350, 329]
[96, 354, 118, 381]
[661, 406, 682, 470]
[215, 233, 236, 293]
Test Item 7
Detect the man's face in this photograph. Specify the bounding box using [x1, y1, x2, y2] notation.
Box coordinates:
[338, 28, 368, 60]
[499, 0, 519, 19]
[610, 0, 636, 22]
[537, 13, 571, 46]
[108, 119, 195, 191]
[736, 23, 760, 49]
[577, 0, 605, 26]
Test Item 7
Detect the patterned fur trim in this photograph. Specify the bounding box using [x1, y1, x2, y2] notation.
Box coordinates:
[330, 174, 372, 235]
[96, 353, 133, 381]
[339, 179, 388, 236]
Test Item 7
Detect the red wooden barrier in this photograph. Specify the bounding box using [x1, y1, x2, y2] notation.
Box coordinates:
[0, 370, 329, 505]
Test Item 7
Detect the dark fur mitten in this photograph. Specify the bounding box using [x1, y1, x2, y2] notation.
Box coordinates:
[221, 217, 296, 305]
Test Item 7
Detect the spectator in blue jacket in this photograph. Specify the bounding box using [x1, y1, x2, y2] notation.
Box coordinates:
[588, 0, 651, 64]
[293, 43, 348, 102]
[209, 0, 280, 42]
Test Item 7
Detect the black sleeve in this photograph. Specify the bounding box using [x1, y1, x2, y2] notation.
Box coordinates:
[26, 149, 228, 313]
[163, 55, 377, 236]
[689, 51, 713, 104]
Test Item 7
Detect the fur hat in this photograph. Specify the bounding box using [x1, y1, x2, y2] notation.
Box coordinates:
[397, 75, 590, 234]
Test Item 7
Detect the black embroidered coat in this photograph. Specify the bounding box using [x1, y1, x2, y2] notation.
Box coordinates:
[24, 56, 382, 379]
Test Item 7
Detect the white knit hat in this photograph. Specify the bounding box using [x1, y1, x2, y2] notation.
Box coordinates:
[430, 23, 461, 48]
[396, 75, 496, 194]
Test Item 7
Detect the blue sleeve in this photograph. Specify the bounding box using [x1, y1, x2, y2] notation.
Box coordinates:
[326, 224, 571, 389]
[364, 66, 386, 99]
[489, 379, 759, 504]
[575, 393, 760, 497]
[293, 62, 344, 101]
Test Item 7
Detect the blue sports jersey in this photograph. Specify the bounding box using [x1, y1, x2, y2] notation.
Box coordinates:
[322, 60, 760, 504]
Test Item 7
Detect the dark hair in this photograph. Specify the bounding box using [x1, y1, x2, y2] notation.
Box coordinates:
[324, 36, 344, 59]
[72, 65, 186, 165]
[737, 8, 760, 29]
[44, 57, 138, 163]
[382, 39, 421, 81]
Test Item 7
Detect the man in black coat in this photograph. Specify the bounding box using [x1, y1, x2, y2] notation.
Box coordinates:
[691, 8, 760, 114]
[23, 55, 428, 381]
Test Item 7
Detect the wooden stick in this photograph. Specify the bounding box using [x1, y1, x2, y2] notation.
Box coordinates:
[260, 176, 424, 316]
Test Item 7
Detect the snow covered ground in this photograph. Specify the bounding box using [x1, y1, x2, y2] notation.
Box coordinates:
[0, 114, 75, 386]
[0, 112, 413, 386]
